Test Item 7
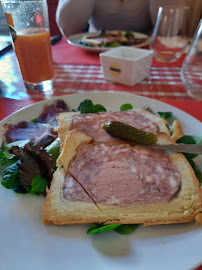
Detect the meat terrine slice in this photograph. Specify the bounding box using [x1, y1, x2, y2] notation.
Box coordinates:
[43, 130, 202, 226]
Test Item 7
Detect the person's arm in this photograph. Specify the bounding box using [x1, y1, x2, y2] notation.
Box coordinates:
[56, 0, 95, 37]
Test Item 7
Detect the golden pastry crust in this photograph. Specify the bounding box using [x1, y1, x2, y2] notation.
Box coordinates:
[171, 120, 184, 142]
[57, 109, 178, 148]
[57, 112, 79, 148]
[43, 130, 202, 226]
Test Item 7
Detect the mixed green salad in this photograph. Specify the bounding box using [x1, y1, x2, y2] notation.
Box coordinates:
[0, 99, 201, 235]
[78, 31, 146, 48]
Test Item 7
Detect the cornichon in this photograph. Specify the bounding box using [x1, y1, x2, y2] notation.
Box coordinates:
[101, 121, 157, 145]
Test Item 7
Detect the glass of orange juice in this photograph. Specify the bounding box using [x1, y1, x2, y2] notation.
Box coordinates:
[2, 0, 54, 92]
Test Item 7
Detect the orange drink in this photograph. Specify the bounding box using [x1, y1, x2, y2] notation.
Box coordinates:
[2, 0, 54, 91]
[5, 13, 14, 27]
[14, 29, 54, 83]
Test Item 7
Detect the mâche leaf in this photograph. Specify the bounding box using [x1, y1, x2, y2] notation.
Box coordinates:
[177, 135, 202, 145]
[120, 104, 133, 111]
[114, 224, 139, 234]
[87, 223, 139, 235]
[177, 135, 202, 183]
[94, 104, 107, 113]
[1, 161, 21, 189]
[157, 112, 173, 119]
[31, 175, 48, 193]
[186, 158, 202, 184]
[76, 99, 95, 113]
[31, 117, 37, 123]
[177, 135, 201, 160]
[76, 99, 107, 114]
[13, 185, 27, 194]
[87, 224, 121, 234]
[21, 175, 48, 196]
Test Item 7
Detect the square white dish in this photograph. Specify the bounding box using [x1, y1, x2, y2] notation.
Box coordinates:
[100, 47, 154, 86]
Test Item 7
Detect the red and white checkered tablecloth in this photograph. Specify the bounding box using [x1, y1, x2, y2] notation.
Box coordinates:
[0, 38, 194, 101]
[53, 64, 188, 100]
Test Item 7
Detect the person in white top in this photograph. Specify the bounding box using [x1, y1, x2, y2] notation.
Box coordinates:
[56, 0, 202, 38]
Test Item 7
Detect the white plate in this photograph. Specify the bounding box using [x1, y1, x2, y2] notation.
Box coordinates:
[0, 92, 202, 270]
[67, 31, 149, 53]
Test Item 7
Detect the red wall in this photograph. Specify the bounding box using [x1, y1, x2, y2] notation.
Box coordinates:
[47, 0, 60, 36]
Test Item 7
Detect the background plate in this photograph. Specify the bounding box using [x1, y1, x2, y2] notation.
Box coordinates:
[0, 92, 202, 270]
[67, 32, 149, 53]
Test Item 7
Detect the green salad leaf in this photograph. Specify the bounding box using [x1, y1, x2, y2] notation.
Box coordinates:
[1, 161, 48, 194]
[187, 158, 202, 184]
[0, 140, 20, 173]
[76, 99, 107, 114]
[0, 140, 29, 173]
[177, 135, 202, 160]
[120, 104, 133, 111]
[87, 224, 121, 234]
[31, 117, 37, 123]
[1, 161, 21, 189]
[0, 141, 14, 160]
[87, 223, 139, 235]
[157, 112, 173, 119]
[124, 31, 135, 38]
[16, 175, 48, 196]
[108, 41, 121, 47]
[13, 185, 27, 194]
[30, 175, 48, 193]
[114, 224, 139, 234]
[177, 135, 202, 183]
[77, 99, 95, 113]
[94, 104, 107, 113]
[0, 140, 49, 194]
[0, 140, 30, 167]
[177, 135, 202, 145]
[101, 41, 121, 47]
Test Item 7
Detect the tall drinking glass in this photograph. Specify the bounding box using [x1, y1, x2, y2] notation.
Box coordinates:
[1, 0, 54, 92]
[150, 6, 189, 63]
[181, 19, 202, 100]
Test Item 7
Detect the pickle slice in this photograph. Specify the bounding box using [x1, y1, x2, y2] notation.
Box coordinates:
[102, 121, 157, 145]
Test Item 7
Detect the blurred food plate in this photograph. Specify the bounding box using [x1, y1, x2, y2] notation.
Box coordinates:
[67, 31, 149, 53]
